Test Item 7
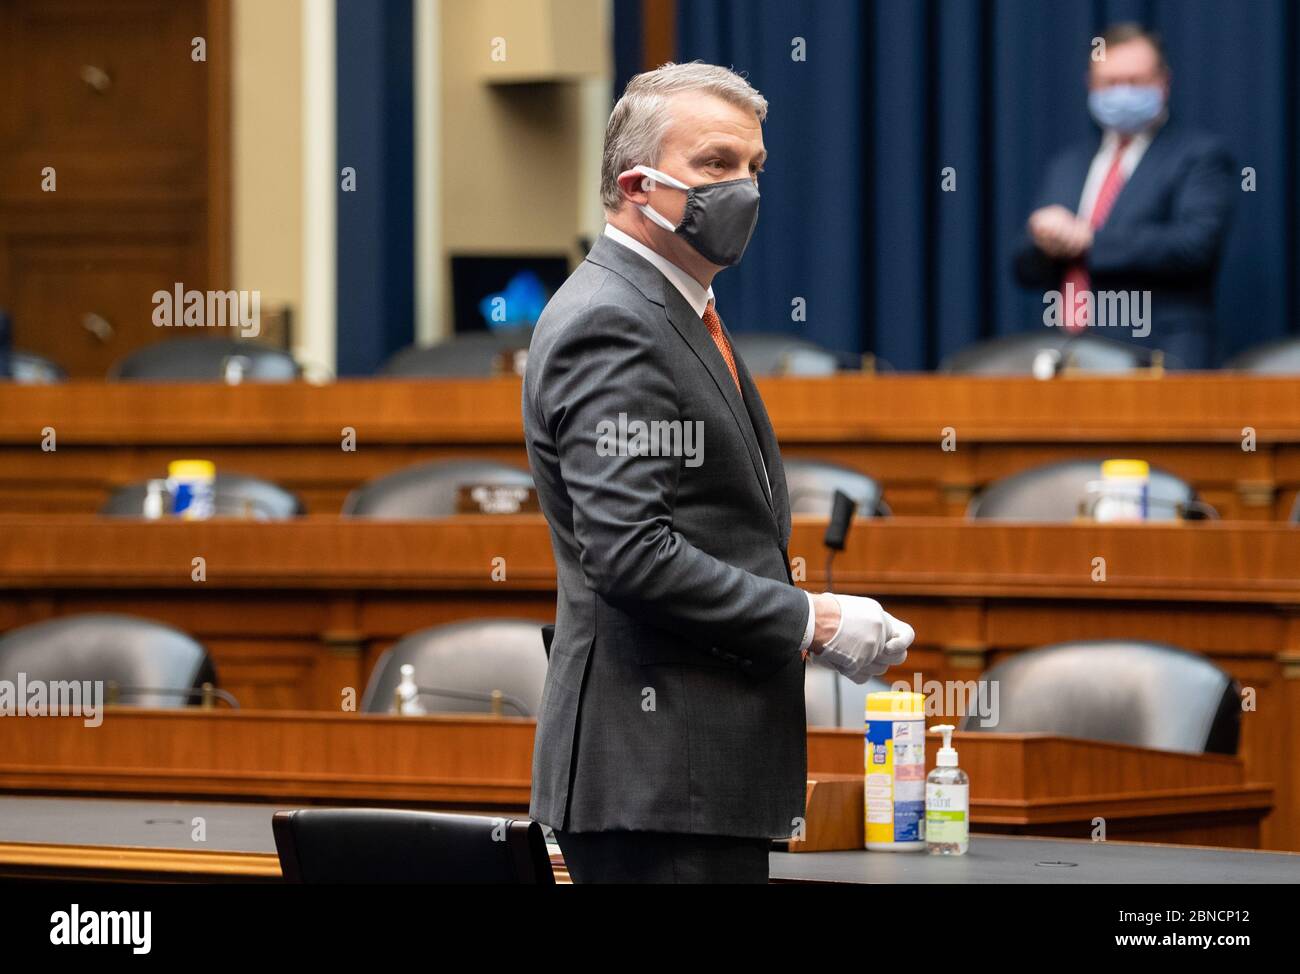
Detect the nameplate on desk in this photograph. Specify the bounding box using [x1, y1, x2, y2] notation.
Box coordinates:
[456, 484, 539, 515]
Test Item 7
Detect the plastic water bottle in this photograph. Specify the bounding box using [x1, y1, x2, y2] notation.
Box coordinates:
[393, 664, 425, 716]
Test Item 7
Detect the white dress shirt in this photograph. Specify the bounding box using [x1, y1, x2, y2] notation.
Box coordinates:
[1077, 116, 1164, 223]
[602, 224, 817, 653]
[604, 224, 713, 315]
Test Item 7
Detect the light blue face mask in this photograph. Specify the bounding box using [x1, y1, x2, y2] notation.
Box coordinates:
[1088, 84, 1165, 135]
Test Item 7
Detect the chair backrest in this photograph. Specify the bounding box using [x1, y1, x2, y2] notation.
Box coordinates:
[109, 338, 299, 382]
[273, 808, 554, 884]
[783, 459, 884, 517]
[342, 459, 534, 519]
[967, 458, 1204, 522]
[0, 613, 217, 708]
[940, 332, 1146, 375]
[361, 618, 548, 715]
[804, 658, 892, 727]
[100, 472, 304, 519]
[1, 350, 66, 384]
[959, 640, 1240, 754]
[381, 328, 533, 377]
[1224, 336, 1300, 374]
[730, 333, 840, 376]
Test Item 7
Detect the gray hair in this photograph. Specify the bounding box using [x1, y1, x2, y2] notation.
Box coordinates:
[600, 61, 768, 211]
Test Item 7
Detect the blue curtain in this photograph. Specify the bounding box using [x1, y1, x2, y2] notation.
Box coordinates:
[336, 0, 414, 377]
[665, 0, 1299, 369]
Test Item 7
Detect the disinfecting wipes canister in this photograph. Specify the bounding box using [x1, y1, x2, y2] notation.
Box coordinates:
[865, 690, 926, 851]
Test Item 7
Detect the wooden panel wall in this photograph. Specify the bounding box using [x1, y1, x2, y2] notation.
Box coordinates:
[0, 0, 230, 377]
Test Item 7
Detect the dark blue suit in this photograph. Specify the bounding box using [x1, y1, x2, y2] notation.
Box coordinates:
[1014, 122, 1235, 368]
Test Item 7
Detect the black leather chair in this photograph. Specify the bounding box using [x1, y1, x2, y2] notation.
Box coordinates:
[361, 618, 548, 716]
[804, 659, 891, 727]
[730, 333, 841, 376]
[381, 327, 533, 377]
[1224, 336, 1300, 374]
[940, 332, 1150, 375]
[108, 338, 299, 382]
[273, 808, 554, 884]
[967, 458, 1212, 522]
[783, 459, 886, 517]
[342, 458, 534, 519]
[100, 472, 304, 519]
[1, 350, 66, 383]
[959, 640, 1241, 755]
[0, 613, 218, 708]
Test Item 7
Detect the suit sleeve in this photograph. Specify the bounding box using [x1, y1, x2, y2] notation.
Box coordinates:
[535, 302, 809, 672]
[1013, 231, 1065, 290]
[1088, 142, 1236, 279]
[1012, 152, 1080, 289]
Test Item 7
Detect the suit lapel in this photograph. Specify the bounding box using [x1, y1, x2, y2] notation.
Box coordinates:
[1061, 141, 1098, 209]
[1099, 125, 1176, 227]
[729, 322, 791, 541]
[586, 234, 778, 525]
[660, 288, 776, 521]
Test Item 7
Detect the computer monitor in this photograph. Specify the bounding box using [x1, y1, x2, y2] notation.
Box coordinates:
[450, 254, 571, 336]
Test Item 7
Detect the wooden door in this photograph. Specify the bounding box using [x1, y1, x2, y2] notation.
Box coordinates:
[0, 0, 230, 377]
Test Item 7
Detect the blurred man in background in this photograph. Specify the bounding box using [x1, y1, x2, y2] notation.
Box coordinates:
[1014, 23, 1235, 368]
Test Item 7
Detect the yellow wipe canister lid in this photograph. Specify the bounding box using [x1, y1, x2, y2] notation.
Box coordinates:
[865, 690, 925, 715]
[167, 459, 216, 480]
[1101, 459, 1149, 480]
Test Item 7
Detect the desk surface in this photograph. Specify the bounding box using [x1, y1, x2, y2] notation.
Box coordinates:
[770, 836, 1300, 884]
[1, 797, 1296, 883]
[0, 796, 292, 853]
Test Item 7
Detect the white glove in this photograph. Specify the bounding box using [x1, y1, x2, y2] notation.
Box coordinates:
[818, 594, 915, 685]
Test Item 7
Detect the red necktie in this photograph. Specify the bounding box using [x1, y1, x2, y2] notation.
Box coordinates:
[1062, 136, 1131, 330]
[702, 301, 742, 396]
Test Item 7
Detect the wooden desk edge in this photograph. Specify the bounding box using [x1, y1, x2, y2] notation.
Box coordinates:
[0, 841, 282, 880]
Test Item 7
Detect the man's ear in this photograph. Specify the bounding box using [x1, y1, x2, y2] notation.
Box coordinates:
[616, 169, 651, 206]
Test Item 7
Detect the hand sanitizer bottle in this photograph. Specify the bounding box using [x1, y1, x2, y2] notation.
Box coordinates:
[926, 724, 969, 855]
[393, 663, 425, 716]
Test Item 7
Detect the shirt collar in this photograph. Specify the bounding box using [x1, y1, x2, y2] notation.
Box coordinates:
[603, 224, 714, 318]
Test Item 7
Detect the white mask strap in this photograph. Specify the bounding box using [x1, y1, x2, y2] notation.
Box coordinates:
[633, 164, 690, 191]
[631, 165, 688, 232]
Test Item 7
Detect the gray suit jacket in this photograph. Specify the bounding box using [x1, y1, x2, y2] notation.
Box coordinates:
[522, 234, 810, 839]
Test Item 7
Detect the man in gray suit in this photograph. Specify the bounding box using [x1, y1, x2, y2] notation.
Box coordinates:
[523, 62, 915, 883]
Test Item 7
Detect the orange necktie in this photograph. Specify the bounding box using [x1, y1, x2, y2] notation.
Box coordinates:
[702, 300, 742, 396]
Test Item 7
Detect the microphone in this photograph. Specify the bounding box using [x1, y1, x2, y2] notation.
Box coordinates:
[1034, 332, 1086, 379]
[0, 308, 11, 380]
[1035, 332, 1165, 379]
[823, 489, 858, 582]
[821, 489, 858, 727]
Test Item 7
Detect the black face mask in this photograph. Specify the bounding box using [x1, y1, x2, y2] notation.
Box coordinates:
[633, 165, 761, 267]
